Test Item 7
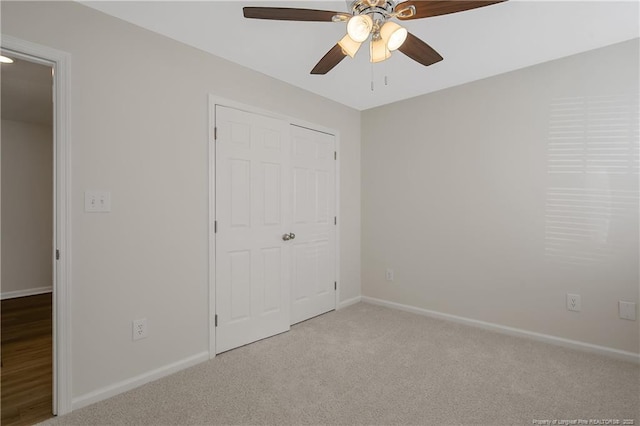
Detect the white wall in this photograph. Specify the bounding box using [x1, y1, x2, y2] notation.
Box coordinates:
[362, 39, 639, 354]
[1, 119, 53, 297]
[1, 1, 361, 400]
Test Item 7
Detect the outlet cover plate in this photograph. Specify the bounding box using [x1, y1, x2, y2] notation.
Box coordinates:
[386, 268, 394, 281]
[619, 301, 637, 321]
[567, 293, 581, 312]
[132, 318, 148, 340]
[85, 190, 111, 212]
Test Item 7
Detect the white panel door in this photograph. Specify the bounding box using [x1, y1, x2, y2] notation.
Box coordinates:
[290, 125, 336, 324]
[215, 105, 291, 354]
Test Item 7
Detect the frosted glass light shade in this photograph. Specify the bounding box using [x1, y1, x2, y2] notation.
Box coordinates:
[370, 38, 391, 63]
[380, 21, 407, 51]
[347, 15, 373, 43]
[338, 34, 362, 58]
[0, 55, 14, 64]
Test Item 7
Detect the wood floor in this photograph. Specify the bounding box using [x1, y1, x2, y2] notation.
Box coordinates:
[1, 294, 54, 426]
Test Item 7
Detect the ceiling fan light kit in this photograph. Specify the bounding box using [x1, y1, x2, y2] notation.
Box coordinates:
[338, 34, 362, 58]
[380, 21, 408, 51]
[370, 36, 391, 63]
[347, 14, 374, 42]
[243, 0, 506, 74]
[342, 1, 407, 63]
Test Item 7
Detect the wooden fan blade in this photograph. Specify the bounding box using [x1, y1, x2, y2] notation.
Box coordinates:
[243, 7, 344, 22]
[396, 0, 506, 20]
[310, 44, 347, 75]
[398, 32, 443, 67]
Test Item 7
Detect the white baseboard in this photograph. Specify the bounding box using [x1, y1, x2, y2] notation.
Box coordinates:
[72, 351, 209, 411]
[338, 295, 361, 310]
[362, 296, 640, 364]
[1, 286, 52, 300]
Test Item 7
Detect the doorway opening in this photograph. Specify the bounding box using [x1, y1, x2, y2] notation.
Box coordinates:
[1, 51, 55, 425]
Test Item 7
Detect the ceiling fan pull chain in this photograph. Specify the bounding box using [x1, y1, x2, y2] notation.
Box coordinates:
[384, 59, 388, 86]
[370, 61, 374, 92]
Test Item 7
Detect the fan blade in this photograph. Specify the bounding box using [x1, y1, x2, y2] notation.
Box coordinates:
[243, 7, 344, 22]
[398, 32, 443, 67]
[310, 44, 347, 75]
[395, 0, 506, 20]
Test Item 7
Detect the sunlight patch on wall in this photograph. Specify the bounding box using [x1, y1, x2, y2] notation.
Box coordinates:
[544, 94, 639, 266]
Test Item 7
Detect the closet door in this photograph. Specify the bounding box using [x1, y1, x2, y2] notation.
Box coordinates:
[215, 105, 291, 353]
[290, 125, 337, 324]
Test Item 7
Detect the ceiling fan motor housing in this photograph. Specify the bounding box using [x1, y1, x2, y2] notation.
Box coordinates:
[351, 0, 396, 21]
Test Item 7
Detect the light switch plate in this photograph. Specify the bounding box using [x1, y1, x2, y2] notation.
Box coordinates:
[85, 191, 111, 212]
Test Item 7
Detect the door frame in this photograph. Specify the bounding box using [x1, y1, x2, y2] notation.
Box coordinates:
[1, 36, 72, 415]
[207, 95, 341, 357]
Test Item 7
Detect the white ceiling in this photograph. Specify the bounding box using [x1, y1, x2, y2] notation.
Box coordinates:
[83, 1, 638, 110]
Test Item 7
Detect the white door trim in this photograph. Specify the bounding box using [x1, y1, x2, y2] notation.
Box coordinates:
[1, 35, 72, 415]
[207, 95, 341, 357]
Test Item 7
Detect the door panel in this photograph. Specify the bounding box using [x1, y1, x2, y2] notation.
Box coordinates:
[290, 126, 336, 325]
[215, 105, 290, 354]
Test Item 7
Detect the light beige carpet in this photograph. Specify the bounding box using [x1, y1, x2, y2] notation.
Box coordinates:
[42, 303, 639, 425]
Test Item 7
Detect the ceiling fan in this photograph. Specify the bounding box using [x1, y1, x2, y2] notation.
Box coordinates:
[243, 0, 506, 75]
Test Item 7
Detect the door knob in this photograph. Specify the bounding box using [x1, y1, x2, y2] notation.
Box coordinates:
[289, 233, 296, 240]
[282, 233, 291, 241]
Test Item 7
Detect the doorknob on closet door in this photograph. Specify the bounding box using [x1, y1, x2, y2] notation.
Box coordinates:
[289, 233, 295, 240]
[282, 233, 291, 241]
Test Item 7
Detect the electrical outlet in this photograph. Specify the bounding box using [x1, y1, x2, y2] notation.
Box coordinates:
[132, 318, 148, 341]
[567, 293, 581, 312]
[386, 268, 394, 281]
[619, 301, 637, 321]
